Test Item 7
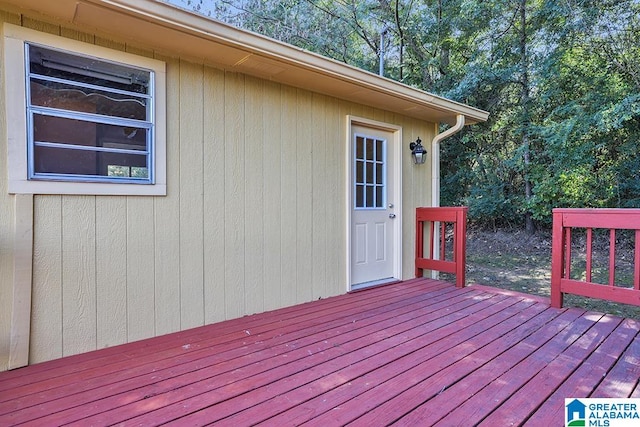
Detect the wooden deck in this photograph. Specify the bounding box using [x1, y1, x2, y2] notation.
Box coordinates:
[1, 278, 639, 426]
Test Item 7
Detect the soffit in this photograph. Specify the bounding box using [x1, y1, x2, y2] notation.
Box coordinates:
[3, 0, 489, 125]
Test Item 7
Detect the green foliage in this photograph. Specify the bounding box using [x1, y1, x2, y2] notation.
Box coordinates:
[172, 0, 640, 231]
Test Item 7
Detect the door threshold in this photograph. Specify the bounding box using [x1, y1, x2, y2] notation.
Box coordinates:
[350, 277, 399, 292]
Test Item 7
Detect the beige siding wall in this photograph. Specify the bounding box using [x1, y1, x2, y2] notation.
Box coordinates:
[0, 14, 435, 369]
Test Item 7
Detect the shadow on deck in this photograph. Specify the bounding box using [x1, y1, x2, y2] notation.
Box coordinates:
[1, 278, 639, 426]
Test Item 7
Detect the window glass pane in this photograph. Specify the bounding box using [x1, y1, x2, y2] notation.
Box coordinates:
[30, 79, 148, 120]
[34, 145, 147, 177]
[366, 186, 374, 207]
[355, 136, 364, 160]
[29, 45, 150, 95]
[33, 114, 97, 147]
[366, 138, 374, 160]
[356, 160, 364, 183]
[375, 139, 384, 161]
[376, 186, 383, 207]
[33, 114, 148, 150]
[355, 184, 364, 208]
[366, 162, 374, 184]
[376, 163, 383, 184]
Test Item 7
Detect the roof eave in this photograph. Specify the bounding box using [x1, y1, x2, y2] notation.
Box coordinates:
[2, 0, 489, 125]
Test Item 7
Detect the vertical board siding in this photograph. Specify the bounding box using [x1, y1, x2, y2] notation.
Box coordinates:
[245, 76, 266, 316]
[263, 81, 283, 311]
[401, 119, 434, 277]
[3, 16, 437, 367]
[203, 68, 226, 323]
[178, 60, 205, 329]
[296, 90, 314, 303]
[95, 197, 127, 348]
[203, 65, 227, 324]
[154, 56, 182, 335]
[311, 93, 327, 300]
[126, 197, 156, 341]
[280, 86, 299, 307]
[30, 196, 63, 363]
[326, 102, 348, 293]
[61, 196, 97, 357]
[223, 71, 246, 319]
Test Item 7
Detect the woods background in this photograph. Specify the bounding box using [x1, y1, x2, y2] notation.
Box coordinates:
[167, 0, 640, 233]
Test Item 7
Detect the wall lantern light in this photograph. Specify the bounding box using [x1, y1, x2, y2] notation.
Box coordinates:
[409, 137, 427, 165]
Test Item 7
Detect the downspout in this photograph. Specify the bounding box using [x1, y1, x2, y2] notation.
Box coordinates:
[431, 114, 465, 208]
[430, 114, 465, 279]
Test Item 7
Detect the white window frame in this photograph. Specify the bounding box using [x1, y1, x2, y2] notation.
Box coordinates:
[4, 24, 167, 196]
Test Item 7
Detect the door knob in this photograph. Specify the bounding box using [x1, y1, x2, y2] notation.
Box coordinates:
[389, 213, 396, 219]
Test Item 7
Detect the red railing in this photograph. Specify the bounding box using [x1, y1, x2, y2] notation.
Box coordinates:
[415, 207, 467, 288]
[551, 208, 640, 308]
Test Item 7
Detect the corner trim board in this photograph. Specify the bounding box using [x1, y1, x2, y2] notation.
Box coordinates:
[9, 194, 34, 369]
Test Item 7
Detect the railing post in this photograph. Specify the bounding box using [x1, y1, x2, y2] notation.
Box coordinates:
[415, 211, 423, 278]
[455, 208, 467, 288]
[551, 209, 564, 308]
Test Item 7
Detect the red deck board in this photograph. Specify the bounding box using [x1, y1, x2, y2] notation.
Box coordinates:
[400, 308, 588, 425]
[428, 308, 591, 426]
[1, 279, 639, 427]
[527, 317, 639, 425]
[302, 299, 551, 426]
[1, 278, 439, 401]
[8, 281, 452, 425]
[170, 293, 518, 426]
[77, 287, 493, 426]
[0, 278, 426, 385]
[239, 294, 522, 426]
[591, 319, 640, 398]
[477, 313, 624, 426]
[420, 310, 582, 425]
[32, 282, 459, 425]
[0, 278, 435, 393]
[348, 302, 560, 427]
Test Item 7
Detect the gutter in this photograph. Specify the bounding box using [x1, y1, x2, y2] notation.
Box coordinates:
[431, 114, 466, 208]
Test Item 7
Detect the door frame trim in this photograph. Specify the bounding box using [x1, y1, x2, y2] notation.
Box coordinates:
[345, 116, 403, 291]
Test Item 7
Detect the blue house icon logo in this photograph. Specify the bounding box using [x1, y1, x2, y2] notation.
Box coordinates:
[566, 399, 586, 426]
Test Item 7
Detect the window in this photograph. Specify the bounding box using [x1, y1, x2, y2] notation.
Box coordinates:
[4, 24, 166, 195]
[354, 134, 386, 209]
[27, 44, 154, 182]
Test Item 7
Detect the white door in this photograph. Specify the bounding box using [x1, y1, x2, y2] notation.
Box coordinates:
[350, 124, 399, 289]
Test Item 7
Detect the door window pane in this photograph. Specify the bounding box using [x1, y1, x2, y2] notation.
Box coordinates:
[366, 186, 374, 208]
[366, 162, 374, 184]
[356, 184, 364, 207]
[354, 133, 386, 209]
[366, 138, 374, 160]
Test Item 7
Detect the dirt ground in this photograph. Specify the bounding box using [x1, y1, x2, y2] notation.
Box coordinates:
[462, 229, 640, 319]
